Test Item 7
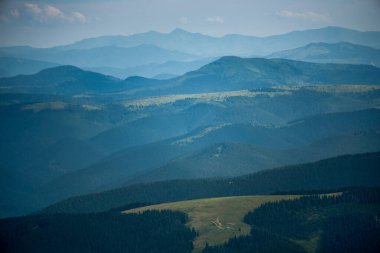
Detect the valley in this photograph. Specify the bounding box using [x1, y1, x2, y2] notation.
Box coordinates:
[1, 83, 379, 217]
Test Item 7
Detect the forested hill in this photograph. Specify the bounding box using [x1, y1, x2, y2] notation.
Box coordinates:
[166, 57, 380, 93]
[40, 152, 380, 214]
[2, 57, 380, 96]
[0, 210, 196, 253]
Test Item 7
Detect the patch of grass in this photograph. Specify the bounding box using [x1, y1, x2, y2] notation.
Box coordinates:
[278, 84, 380, 93]
[121, 89, 290, 108]
[124, 195, 298, 252]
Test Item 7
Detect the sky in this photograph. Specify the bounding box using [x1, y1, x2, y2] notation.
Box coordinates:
[0, 0, 379, 47]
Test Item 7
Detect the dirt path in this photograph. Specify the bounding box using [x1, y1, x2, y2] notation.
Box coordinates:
[211, 217, 224, 229]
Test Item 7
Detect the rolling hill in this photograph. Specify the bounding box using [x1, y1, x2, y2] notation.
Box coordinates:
[39, 152, 380, 214]
[35, 108, 380, 205]
[0, 65, 124, 94]
[1, 84, 379, 217]
[133, 131, 380, 184]
[2, 57, 380, 96]
[269, 42, 380, 67]
[84, 58, 214, 79]
[165, 57, 380, 93]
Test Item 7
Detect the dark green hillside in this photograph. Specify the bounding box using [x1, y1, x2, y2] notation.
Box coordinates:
[3, 58, 380, 96]
[133, 130, 380, 184]
[90, 111, 204, 153]
[278, 108, 380, 143]
[204, 188, 380, 253]
[167, 57, 380, 93]
[1, 86, 379, 217]
[134, 143, 285, 182]
[0, 103, 133, 217]
[39, 108, 380, 205]
[0, 65, 122, 94]
[40, 152, 380, 214]
[0, 210, 196, 253]
[26, 138, 107, 181]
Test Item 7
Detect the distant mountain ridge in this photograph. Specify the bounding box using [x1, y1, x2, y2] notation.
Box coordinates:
[269, 42, 380, 67]
[57, 26, 380, 56]
[1, 26, 380, 78]
[85, 58, 214, 79]
[0, 44, 196, 69]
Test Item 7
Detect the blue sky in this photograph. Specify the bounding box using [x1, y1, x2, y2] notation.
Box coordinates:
[0, 0, 379, 47]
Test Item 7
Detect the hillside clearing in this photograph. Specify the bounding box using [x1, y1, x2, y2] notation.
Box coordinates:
[124, 195, 299, 252]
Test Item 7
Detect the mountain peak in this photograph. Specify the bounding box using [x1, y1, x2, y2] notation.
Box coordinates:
[218, 56, 244, 62]
[170, 28, 190, 34]
[321, 26, 357, 32]
[37, 65, 84, 76]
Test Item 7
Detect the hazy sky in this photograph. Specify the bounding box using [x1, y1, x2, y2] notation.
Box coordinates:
[0, 0, 379, 47]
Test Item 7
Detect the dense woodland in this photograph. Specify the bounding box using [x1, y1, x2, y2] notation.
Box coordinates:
[41, 152, 380, 214]
[2, 188, 379, 253]
[203, 188, 380, 253]
[0, 210, 196, 253]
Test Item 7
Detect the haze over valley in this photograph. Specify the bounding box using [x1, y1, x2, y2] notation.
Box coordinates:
[0, 0, 380, 252]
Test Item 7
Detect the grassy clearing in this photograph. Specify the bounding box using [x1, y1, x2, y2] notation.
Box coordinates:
[121, 90, 290, 108]
[278, 84, 380, 93]
[124, 195, 298, 252]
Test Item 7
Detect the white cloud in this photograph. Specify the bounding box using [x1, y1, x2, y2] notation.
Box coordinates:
[279, 10, 331, 23]
[71, 12, 87, 23]
[207, 16, 224, 24]
[178, 16, 189, 25]
[23, 2, 87, 23]
[24, 3, 42, 16]
[45, 5, 64, 18]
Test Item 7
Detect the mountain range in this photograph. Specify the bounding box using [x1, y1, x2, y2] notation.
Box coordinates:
[1, 81, 379, 217]
[0, 26, 380, 225]
[57, 26, 380, 56]
[1, 26, 380, 79]
[166, 57, 380, 93]
[1, 57, 380, 96]
[1, 25, 380, 253]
